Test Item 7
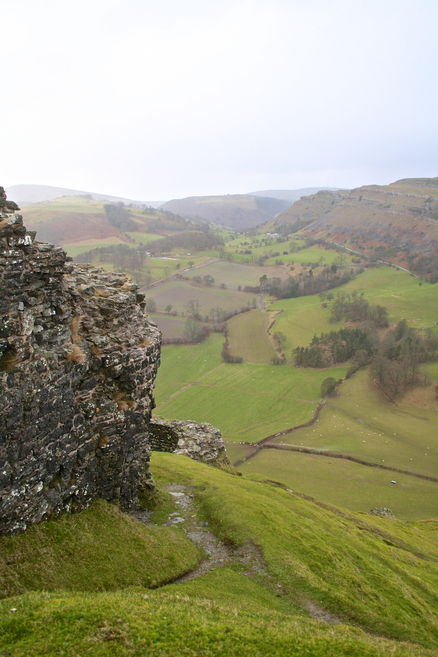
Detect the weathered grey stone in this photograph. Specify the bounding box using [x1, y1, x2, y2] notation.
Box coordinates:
[149, 417, 230, 467]
[0, 189, 161, 534]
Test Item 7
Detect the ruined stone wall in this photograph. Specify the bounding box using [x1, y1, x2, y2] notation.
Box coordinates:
[149, 418, 230, 468]
[0, 193, 161, 534]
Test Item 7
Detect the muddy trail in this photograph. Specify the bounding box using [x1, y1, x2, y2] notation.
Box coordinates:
[136, 483, 340, 625]
[162, 484, 267, 583]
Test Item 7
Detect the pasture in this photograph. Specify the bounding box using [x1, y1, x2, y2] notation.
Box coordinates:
[145, 279, 258, 316]
[240, 448, 438, 519]
[227, 309, 277, 363]
[184, 260, 287, 289]
[155, 335, 347, 443]
[265, 245, 352, 266]
[149, 313, 188, 340]
[274, 369, 438, 475]
[63, 236, 126, 257]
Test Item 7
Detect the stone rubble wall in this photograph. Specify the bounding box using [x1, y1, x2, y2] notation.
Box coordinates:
[0, 193, 161, 534]
[149, 418, 230, 467]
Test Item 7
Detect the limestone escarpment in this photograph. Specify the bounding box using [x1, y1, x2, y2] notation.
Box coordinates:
[0, 189, 161, 534]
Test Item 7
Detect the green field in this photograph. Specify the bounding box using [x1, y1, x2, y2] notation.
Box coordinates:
[265, 246, 352, 266]
[155, 335, 347, 442]
[63, 236, 127, 257]
[153, 262, 438, 520]
[126, 231, 166, 244]
[184, 260, 287, 289]
[145, 279, 258, 316]
[240, 449, 438, 519]
[227, 309, 277, 363]
[0, 499, 201, 598]
[275, 369, 438, 476]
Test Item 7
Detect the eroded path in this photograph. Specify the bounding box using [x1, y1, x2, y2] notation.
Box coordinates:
[139, 482, 341, 625]
[163, 484, 265, 583]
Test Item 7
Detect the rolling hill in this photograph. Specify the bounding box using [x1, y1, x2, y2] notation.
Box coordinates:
[161, 194, 290, 229]
[6, 183, 162, 207]
[18, 195, 194, 248]
[266, 177, 438, 278]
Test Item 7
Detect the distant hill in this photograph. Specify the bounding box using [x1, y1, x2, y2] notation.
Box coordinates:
[266, 177, 438, 278]
[161, 194, 290, 229]
[19, 195, 193, 248]
[250, 187, 338, 202]
[6, 184, 163, 208]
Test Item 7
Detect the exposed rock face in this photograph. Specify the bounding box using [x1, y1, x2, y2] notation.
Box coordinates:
[0, 189, 161, 534]
[150, 418, 230, 468]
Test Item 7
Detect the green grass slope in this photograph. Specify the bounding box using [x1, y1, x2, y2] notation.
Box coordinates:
[1, 454, 437, 656]
[152, 455, 438, 647]
[0, 500, 201, 598]
[146, 279, 257, 315]
[277, 369, 438, 476]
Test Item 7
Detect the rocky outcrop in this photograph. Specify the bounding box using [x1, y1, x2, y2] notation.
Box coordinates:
[150, 418, 230, 468]
[0, 188, 161, 534]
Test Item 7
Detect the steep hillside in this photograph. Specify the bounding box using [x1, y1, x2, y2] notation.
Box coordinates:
[6, 184, 160, 207]
[0, 454, 437, 656]
[19, 195, 193, 247]
[267, 177, 438, 278]
[161, 194, 290, 229]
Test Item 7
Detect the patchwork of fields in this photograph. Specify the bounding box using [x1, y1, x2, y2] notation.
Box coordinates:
[153, 255, 438, 520]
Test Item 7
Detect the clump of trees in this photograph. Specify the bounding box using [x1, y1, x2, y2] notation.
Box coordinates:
[191, 274, 215, 287]
[294, 328, 375, 368]
[320, 377, 339, 397]
[182, 319, 210, 343]
[148, 228, 223, 254]
[257, 265, 358, 300]
[75, 243, 150, 275]
[371, 320, 438, 397]
[408, 254, 438, 282]
[295, 301, 438, 399]
[104, 203, 138, 231]
[329, 291, 389, 327]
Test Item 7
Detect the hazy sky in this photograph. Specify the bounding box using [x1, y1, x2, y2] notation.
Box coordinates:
[2, 0, 437, 200]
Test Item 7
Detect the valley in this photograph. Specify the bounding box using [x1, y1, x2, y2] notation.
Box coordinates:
[2, 180, 437, 656]
[18, 187, 438, 522]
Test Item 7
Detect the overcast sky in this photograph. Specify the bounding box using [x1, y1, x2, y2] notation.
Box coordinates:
[2, 0, 437, 200]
